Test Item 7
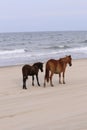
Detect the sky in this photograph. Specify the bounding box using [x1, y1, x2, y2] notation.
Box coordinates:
[0, 0, 87, 32]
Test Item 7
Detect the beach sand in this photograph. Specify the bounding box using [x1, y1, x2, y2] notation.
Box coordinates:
[0, 59, 87, 130]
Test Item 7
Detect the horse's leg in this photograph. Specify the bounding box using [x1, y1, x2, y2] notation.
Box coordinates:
[59, 73, 61, 84]
[44, 78, 46, 87]
[32, 76, 34, 86]
[23, 76, 27, 89]
[50, 72, 54, 87]
[36, 74, 40, 86]
[63, 72, 65, 84]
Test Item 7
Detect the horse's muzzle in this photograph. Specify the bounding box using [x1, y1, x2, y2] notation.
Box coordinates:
[40, 68, 43, 72]
[69, 64, 72, 66]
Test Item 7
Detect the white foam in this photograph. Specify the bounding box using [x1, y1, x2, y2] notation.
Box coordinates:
[0, 49, 25, 55]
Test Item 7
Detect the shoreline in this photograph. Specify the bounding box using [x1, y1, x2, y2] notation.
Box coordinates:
[0, 57, 87, 68]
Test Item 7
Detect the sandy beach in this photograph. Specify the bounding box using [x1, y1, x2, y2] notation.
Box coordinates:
[0, 59, 87, 130]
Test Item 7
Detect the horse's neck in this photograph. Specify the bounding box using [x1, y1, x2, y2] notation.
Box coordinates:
[59, 59, 67, 69]
[33, 63, 38, 67]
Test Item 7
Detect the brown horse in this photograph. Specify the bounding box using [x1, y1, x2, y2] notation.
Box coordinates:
[44, 55, 72, 87]
[22, 62, 43, 89]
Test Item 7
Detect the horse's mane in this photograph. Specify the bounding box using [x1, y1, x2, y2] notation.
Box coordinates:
[59, 57, 65, 62]
[58, 55, 72, 65]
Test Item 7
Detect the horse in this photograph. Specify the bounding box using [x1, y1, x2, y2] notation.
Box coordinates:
[22, 62, 43, 89]
[44, 55, 72, 87]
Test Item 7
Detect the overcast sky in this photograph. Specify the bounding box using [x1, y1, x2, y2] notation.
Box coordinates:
[0, 0, 87, 32]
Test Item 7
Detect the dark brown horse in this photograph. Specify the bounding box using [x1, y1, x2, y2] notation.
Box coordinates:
[44, 55, 72, 87]
[22, 62, 43, 89]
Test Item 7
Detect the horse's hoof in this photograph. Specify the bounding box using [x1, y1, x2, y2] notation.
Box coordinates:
[44, 83, 46, 87]
[23, 87, 27, 89]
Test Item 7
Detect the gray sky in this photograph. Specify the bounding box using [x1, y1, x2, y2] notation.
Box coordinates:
[0, 0, 87, 32]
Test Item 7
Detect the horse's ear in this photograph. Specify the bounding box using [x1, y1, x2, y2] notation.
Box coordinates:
[65, 55, 67, 57]
[69, 55, 71, 58]
[40, 62, 44, 65]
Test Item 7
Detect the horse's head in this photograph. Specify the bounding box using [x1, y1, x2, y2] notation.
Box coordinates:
[39, 62, 44, 72]
[33, 62, 43, 72]
[66, 55, 72, 66]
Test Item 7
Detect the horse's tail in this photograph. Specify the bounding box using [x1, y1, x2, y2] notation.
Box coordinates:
[45, 63, 50, 82]
[22, 65, 28, 80]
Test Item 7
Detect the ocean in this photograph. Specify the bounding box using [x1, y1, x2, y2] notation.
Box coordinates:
[0, 31, 87, 67]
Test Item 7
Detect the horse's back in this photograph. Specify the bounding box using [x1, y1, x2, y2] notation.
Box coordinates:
[46, 59, 58, 71]
[22, 64, 39, 76]
[46, 59, 64, 74]
[22, 64, 31, 71]
[47, 59, 58, 65]
[22, 64, 31, 76]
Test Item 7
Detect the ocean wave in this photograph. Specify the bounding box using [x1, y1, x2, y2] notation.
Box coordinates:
[56, 46, 87, 55]
[0, 49, 25, 55]
[45, 45, 70, 50]
[0, 31, 87, 67]
[80, 40, 87, 43]
[68, 46, 87, 53]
